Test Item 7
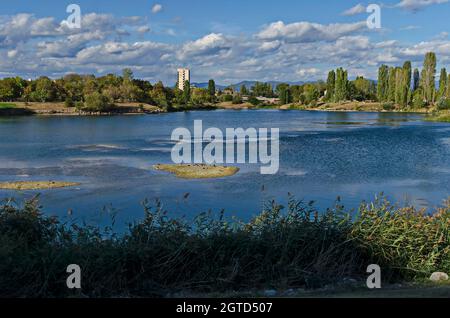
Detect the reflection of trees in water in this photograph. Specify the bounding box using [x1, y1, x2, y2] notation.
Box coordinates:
[326, 112, 349, 123]
[376, 112, 412, 125]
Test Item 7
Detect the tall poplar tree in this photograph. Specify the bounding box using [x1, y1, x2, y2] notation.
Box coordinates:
[377, 65, 389, 102]
[437, 68, 447, 100]
[420, 52, 437, 104]
[325, 70, 336, 101]
[402, 61, 412, 106]
[388, 67, 396, 102]
[413, 68, 420, 92]
[334, 68, 348, 102]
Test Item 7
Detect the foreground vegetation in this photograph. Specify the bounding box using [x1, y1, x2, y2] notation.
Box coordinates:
[1, 195, 450, 297]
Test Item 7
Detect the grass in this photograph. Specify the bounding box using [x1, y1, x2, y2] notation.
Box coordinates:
[0, 102, 16, 109]
[0, 181, 80, 190]
[426, 110, 450, 123]
[1, 195, 450, 298]
[154, 164, 239, 179]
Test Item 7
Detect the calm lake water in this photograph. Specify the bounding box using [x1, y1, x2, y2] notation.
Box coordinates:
[1, 110, 450, 226]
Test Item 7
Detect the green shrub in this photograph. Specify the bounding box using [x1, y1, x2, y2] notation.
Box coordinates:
[64, 97, 75, 108]
[232, 94, 243, 104]
[1, 195, 450, 297]
[248, 96, 260, 106]
[437, 98, 450, 110]
[382, 103, 394, 111]
[412, 90, 426, 109]
[221, 94, 233, 102]
[83, 92, 113, 112]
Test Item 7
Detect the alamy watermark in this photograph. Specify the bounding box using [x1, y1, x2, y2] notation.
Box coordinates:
[61, 4, 82, 29]
[171, 120, 280, 175]
[66, 264, 81, 289]
[367, 4, 381, 29]
[366, 264, 381, 289]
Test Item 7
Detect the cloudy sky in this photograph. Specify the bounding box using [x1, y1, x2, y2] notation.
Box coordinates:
[1, 0, 450, 85]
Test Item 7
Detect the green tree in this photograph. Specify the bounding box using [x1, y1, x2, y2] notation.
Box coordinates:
[334, 68, 348, 102]
[394, 67, 404, 106]
[191, 88, 210, 105]
[420, 52, 437, 105]
[352, 76, 375, 101]
[437, 68, 447, 100]
[0, 78, 23, 101]
[150, 81, 170, 108]
[83, 92, 112, 112]
[207, 79, 216, 102]
[276, 83, 290, 105]
[325, 70, 335, 101]
[302, 84, 319, 105]
[388, 67, 396, 102]
[446, 74, 450, 99]
[32, 77, 57, 102]
[232, 94, 243, 104]
[413, 68, 420, 92]
[182, 80, 191, 105]
[402, 61, 412, 107]
[240, 85, 249, 96]
[377, 65, 389, 102]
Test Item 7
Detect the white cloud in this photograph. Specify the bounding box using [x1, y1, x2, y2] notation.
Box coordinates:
[7, 50, 18, 58]
[395, 0, 448, 12]
[178, 33, 231, 59]
[342, 4, 367, 16]
[3, 10, 450, 85]
[400, 25, 421, 30]
[137, 26, 151, 33]
[152, 4, 163, 14]
[296, 68, 321, 78]
[256, 21, 367, 43]
[258, 40, 281, 52]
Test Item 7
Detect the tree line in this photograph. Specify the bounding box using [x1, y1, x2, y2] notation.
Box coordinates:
[0, 52, 447, 111]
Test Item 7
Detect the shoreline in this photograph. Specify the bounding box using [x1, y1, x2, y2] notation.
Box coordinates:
[0, 101, 435, 117]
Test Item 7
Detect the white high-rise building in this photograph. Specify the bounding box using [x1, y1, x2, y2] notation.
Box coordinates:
[177, 68, 190, 91]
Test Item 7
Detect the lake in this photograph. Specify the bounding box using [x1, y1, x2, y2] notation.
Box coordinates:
[1, 110, 449, 227]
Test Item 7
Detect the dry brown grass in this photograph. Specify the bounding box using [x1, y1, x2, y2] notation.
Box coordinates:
[14, 102, 161, 115]
[154, 164, 239, 179]
[0, 181, 80, 190]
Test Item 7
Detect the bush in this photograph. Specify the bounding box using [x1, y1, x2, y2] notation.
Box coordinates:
[248, 96, 261, 106]
[83, 92, 113, 112]
[64, 97, 75, 108]
[1, 195, 450, 297]
[412, 90, 426, 109]
[221, 94, 233, 102]
[232, 94, 243, 104]
[382, 103, 394, 111]
[437, 98, 450, 110]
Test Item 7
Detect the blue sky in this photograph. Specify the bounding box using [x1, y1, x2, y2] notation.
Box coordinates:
[1, 0, 450, 84]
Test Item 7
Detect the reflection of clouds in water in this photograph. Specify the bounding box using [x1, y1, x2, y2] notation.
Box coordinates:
[137, 147, 172, 153]
[65, 156, 154, 171]
[322, 138, 344, 143]
[283, 169, 308, 176]
[0, 158, 45, 169]
[434, 127, 450, 133]
[66, 142, 174, 154]
[66, 144, 127, 152]
[440, 137, 450, 146]
[176, 137, 277, 145]
[432, 167, 450, 174]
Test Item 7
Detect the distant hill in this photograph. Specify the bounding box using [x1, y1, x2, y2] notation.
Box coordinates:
[192, 80, 306, 92]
